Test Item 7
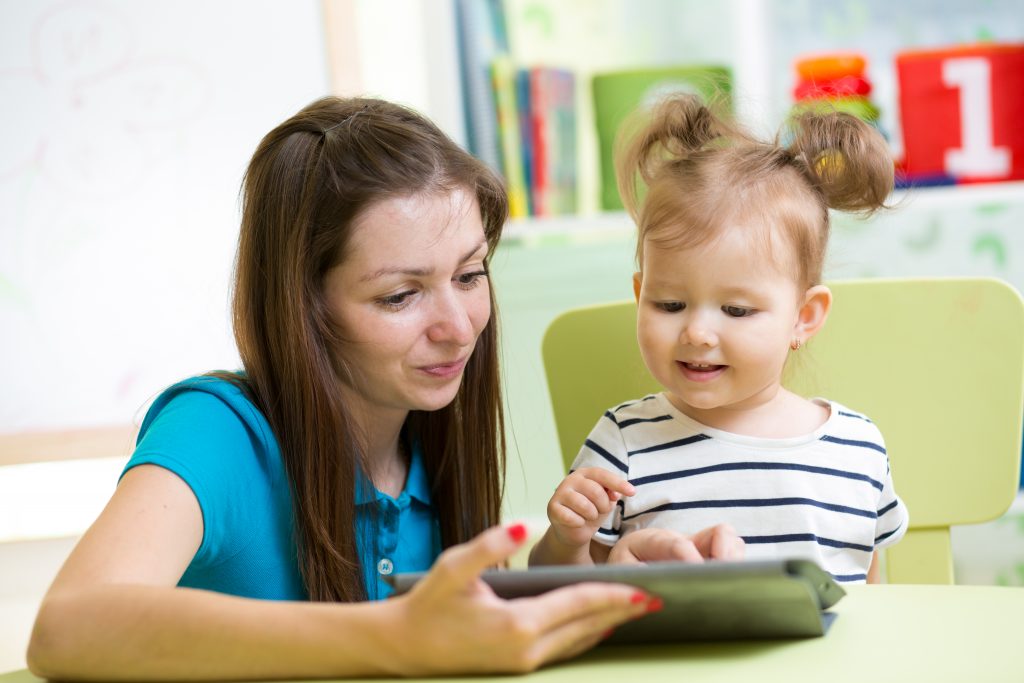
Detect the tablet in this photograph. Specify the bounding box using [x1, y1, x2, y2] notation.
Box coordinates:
[386, 559, 844, 644]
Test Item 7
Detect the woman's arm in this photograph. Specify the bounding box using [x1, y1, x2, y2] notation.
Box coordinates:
[29, 465, 654, 680]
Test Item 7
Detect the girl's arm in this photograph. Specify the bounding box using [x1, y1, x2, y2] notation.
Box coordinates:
[867, 551, 881, 583]
[28, 465, 653, 680]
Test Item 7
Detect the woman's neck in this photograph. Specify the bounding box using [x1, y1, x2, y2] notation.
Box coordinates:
[342, 392, 410, 497]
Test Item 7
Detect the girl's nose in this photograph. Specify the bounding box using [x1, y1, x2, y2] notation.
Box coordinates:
[681, 311, 718, 347]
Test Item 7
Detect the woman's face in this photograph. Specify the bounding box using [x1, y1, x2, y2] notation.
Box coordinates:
[323, 188, 491, 424]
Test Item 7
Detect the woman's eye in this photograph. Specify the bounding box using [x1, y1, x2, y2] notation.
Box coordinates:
[456, 270, 488, 288]
[656, 301, 684, 313]
[377, 291, 415, 310]
[723, 305, 753, 317]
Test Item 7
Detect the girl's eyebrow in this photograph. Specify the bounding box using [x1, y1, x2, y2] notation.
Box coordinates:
[360, 240, 488, 282]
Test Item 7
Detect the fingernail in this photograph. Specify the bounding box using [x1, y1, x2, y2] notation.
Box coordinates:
[602, 628, 615, 640]
[507, 523, 528, 543]
[630, 591, 648, 605]
[647, 597, 664, 613]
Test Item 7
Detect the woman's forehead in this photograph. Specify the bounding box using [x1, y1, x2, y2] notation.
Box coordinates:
[341, 189, 485, 275]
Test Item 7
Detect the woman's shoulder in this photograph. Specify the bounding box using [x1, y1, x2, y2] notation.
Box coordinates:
[137, 373, 275, 453]
[143, 374, 258, 426]
[154, 373, 253, 407]
[129, 373, 285, 489]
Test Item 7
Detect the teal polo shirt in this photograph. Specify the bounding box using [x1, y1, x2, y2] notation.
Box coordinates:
[123, 376, 441, 601]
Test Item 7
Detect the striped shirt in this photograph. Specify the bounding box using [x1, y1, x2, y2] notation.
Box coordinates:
[571, 393, 909, 583]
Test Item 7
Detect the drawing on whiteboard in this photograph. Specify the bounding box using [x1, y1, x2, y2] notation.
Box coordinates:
[0, 1, 211, 197]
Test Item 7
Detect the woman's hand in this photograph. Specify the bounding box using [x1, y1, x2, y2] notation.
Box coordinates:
[386, 523, 658, 675]
[607, 525, 745, 564]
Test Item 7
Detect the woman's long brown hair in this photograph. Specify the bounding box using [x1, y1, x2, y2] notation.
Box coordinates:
[216, 97, 508, 602]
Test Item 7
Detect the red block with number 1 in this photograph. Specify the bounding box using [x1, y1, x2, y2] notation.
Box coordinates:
[897, 44, 1024, 183]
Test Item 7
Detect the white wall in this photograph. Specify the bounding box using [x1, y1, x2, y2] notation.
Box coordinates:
[0, 0, 331, 433]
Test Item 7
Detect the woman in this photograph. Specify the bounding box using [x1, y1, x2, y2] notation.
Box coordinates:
[28, 97, 738, 680]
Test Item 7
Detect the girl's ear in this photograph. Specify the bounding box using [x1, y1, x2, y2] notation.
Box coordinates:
[794, 285, 832, 346]
[632, 272, 642, 303]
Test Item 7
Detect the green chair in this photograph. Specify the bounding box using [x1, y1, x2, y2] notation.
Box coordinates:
[541, 277, 1024, 584]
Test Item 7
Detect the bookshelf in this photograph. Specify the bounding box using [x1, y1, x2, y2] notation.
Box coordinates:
[324, 1, 1024, 222]
[440, 0, 1023, 220]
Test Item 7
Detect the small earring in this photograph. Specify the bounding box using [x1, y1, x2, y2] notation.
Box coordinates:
[790, 338, 802, 351]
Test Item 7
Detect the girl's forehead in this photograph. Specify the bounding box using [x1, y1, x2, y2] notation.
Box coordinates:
[646, 219, 785, 259]
[643, 224, 800, 281]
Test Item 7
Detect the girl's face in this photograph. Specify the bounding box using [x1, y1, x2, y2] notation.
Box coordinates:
[635, 225, 807, 429]
[322, 188, 491, 425]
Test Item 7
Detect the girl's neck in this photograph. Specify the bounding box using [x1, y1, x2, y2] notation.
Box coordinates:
[667, 387, 829, 438]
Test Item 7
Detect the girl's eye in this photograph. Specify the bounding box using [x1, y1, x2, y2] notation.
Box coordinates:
[656, 301, 684, 313]
[723, 305, 753, 317]
[456, 269, 488, 288]
[376, 290, 415, 310]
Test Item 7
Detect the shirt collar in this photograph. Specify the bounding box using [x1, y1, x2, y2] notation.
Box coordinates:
[354, 440, 432, 506]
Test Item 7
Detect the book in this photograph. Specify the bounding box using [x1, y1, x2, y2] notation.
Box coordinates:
[453, 0, 509, 172]
[490, 55, 529, 218]
[528, 67, 576, 216]
[515, 67, 534, 216]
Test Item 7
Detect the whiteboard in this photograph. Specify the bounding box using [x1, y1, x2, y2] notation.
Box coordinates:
[0, 0, 330, 431]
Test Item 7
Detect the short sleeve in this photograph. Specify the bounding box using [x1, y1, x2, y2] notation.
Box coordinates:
[874, 448, 910, 550]
[568, 410, 630, 547]
[123, 388, 270, 569]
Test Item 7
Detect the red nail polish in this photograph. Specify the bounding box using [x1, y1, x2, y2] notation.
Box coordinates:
[647, 597, 664, 613]
[507, 523, 528, 543]
[630, 591, 647, 605]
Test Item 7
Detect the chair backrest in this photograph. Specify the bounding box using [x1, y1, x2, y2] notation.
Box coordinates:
[542, 277, 1024, 584]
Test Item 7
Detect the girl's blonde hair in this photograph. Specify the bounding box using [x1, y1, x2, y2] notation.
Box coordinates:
[615, 94, 893, 288]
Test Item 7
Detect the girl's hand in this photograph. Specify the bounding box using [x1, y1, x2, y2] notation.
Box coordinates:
[607, 524, 745, 564]
[689, 523, 745, 561]
[547, 468, 635, 551]
[387, 523, 657, 675]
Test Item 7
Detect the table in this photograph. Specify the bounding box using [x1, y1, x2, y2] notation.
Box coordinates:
[1, 584, 1020, 682]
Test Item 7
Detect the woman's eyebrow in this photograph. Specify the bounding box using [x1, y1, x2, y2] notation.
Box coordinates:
[360, 240, 488, 282]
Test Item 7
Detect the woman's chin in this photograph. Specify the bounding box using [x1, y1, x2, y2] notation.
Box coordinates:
[411, 386, 463, 412]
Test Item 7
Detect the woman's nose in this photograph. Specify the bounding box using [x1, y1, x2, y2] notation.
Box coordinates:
[426, 292, 475, 346]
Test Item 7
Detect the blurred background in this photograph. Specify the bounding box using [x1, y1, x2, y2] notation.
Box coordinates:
[2, 0, 1023, 672]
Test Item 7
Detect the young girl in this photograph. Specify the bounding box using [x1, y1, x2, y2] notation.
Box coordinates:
[530, 95, 909, 584]
[26, 96, 682, 680]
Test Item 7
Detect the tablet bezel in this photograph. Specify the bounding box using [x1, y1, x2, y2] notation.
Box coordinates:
[387, 559, 845, 643]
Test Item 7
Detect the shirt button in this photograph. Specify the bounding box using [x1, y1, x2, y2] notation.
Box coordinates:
[377, 558, 394, 575]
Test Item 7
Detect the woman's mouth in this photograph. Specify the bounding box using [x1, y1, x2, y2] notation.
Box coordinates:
[419, 357, 469, 379]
